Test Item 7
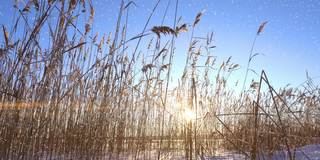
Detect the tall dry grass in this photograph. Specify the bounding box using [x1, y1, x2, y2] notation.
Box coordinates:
[0, 0, 319, 160]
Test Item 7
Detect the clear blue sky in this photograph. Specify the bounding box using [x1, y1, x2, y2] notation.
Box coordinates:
[1, 0, 320, 89]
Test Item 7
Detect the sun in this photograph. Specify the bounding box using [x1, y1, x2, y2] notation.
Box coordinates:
[183, 108, 196, 122]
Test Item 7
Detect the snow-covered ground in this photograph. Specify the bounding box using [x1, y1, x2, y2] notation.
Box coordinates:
[208, 152, 247, 160]
[209, 144, 320, 160]
[269, 144, 320, 160]
[30, 144, 320, 159]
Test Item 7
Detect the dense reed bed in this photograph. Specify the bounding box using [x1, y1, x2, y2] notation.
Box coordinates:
[0, 0, 319, 159]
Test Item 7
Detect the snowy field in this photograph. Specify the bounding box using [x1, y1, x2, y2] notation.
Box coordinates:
[32, 144, 320, 159]
[209, 144, 320, 160]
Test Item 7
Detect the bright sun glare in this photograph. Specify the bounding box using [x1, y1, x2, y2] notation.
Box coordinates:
[183, 108, 196, 122]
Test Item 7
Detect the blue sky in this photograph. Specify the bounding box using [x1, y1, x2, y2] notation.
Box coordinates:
[1, 0, 320, 89]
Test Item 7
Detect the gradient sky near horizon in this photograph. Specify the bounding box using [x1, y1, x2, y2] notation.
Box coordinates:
[1, 0, 320, 89]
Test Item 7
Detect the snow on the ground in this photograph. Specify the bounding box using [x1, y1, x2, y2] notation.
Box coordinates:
[269, 144, 320, 160]
[31, 144, 320, 159]
[208, 144, 320, 160]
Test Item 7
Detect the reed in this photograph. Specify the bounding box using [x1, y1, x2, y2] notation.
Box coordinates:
[0, 0, 319, 159]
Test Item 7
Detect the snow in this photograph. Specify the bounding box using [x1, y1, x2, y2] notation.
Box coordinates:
[207, 144, 320, 160]
[269, 144, 320, 160]
[28, 144, 320, 159]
